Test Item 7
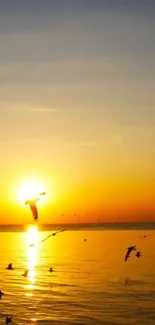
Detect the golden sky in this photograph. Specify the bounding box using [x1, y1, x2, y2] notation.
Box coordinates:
[0, 1, 155, 224]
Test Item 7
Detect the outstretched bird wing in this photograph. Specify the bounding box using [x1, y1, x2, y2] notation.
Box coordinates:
[41, 233, 53, 242]
[124, 246, 136, 262]
[41, 229, 66, 242]
[30, 202, 38, 221]
[53, 229, 66, 235]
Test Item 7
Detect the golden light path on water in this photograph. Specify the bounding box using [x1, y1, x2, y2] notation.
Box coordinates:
[26, 225, 39, 289]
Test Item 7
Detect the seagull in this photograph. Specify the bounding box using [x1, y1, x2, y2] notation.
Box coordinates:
[6, 316, 12, 325]
[38, 192, 46, 196]
[25, 198, 39, 221]
[22, 269, 29, 278]
[41, 229, 66, 243]
[49, 267, 53, 273]
[136, 252, 141, 258]
[140, 234, 150, 239]
[0, 290, 4, 299]
[6, 263, 14, 270]
[124, 246, 136, 262]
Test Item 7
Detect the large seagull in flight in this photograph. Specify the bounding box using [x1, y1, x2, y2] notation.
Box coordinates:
[25, 192, 46, 221]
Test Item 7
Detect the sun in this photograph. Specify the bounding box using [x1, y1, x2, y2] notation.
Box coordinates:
[17, 180, 46, 204]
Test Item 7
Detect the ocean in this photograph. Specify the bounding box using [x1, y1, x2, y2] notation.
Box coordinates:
[0, 225, 155, 324]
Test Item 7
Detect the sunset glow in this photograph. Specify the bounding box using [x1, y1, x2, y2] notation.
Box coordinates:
[17, 180, 46, 203]
[0, 1, 155, 224]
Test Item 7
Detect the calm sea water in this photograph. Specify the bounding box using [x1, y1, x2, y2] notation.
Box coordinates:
[0, 227, 155, 324]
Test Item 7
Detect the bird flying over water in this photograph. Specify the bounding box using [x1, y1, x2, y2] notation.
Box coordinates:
[6, 263, 14, 270]
[41, 229, 66, 242]
[25, 198, 39, 221]
[136, 252, 141, 258]
[124, 246, 136, 262]
[6, 316, 12, 325]
[22, 269, 29, 278]
[140, 234, 150, 239]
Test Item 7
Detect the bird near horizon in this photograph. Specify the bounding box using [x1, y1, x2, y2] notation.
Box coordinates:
[41, 229, 66, 242]
[140, 234, 150, 239]
[6, 263, 14, 270]
[28, 228, 66, 247]
[22, 269, 29, 278]
[25, 198, 39, 221]
[124, 246, 136, 262]
[136, 252, 142, 258]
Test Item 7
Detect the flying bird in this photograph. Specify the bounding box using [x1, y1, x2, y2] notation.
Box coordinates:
[0, 290, 4, 299]
[140, 234, 150, 239]
[6, 263, 14, 270]
[6, 317, 12, 325]
[38, 192, 46, 196]
[41, 229, 66, 242]
[25, 198, 39, 221]
[124, 246, 136, 262]
[136, 252, 141, 258]
[22, 269, 29, 278]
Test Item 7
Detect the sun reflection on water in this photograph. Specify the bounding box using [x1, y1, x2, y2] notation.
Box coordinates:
[26, 225, 39, 284]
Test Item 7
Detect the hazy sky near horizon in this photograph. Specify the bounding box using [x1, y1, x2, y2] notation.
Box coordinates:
[0, 1, 155, 223]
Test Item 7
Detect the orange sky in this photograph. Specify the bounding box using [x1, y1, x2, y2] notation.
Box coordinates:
[0, 2, 155, 224]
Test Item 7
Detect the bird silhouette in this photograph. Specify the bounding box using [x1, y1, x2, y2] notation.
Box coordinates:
[22, 269, 29, 277]
[140, 234, 150, 239]
[136, 251, 141, 258]
[49, 267, 53, 273]
[6, 316, 12, 325]
[41, 229, 66, 242]
[6, 263, 14, 270]
[0, 290, 4, 299]
[25, 198, 39, 221]
[84, 238, 87, 242]
[38, 192, 46, 196]
[124, 246, 136, 262]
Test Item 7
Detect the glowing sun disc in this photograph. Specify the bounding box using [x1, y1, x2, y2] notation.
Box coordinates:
[17, 180, 46, 203]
